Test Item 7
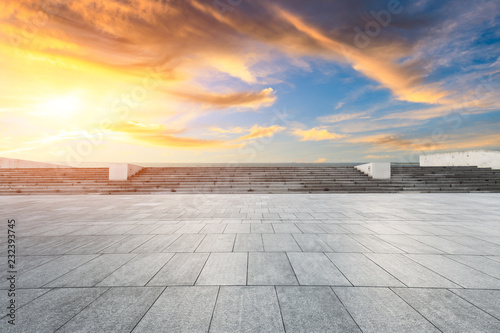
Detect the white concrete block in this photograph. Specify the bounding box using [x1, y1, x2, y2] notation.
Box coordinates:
[420, 150, 500, 169]
[109, 163, 143, 180]
[355, 163, 391, 179]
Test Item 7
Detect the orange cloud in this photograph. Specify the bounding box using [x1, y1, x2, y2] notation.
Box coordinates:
[168, 88, 276, 109]
[349, 134, 444, 152]
[314, 157, 328, 163]
[112, 121, 228, 148]
[277, 8, 449, 104]
[293, 128, 344, 141]
[237, 125, 285, 140]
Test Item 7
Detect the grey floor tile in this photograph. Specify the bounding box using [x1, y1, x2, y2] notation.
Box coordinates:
[200, 224, 227, 233]
[442, 236, 500, 255]
[277, 286, 360, 333]
[365, 254, 459, 288]
[153, 224, 182, 234]
[197, 253, 247, 285]
[319, 234, 370, 252]
[409, 235, 485, 255]
[293, 234, 333, 252]
[376, 234, 445, 254]
[251, 224, 274, 233]
[446, 255, 500, 278]
[273, 224, 302, 233]
[163, 234, 206, 252]
[326, 253, 404, 287]
[263, 234, 301, 252]
[210, 286, 284, 333]
[394, 288, 500, 332]
[8, 287, 107, 333]
[224, 224, 251, 233]
[196, 234, 236, 252]
[67, 235, 128, 254]
[131, 234, 180, 253]
[287, 253, 351, 286]
[9, 254, 98, 288]
[148, 253, 209, 286]
[133, 286, 218, 333]
[175, 223, 205, 234]
[234, 234, 264, 252]
[319, 224, 351, 234]
[58, 287, 163, 333]
[46, 254, 135, 287]
[407, 254, 500, 289]
[100, 235, 154, 253]
[295, 223, 326, 234]
[333, 287, 439, 333]
[97, 253, 174, 286]
[248, 253, 298, 285]
[451, 289, 500, 320]
[348, 235, 404, 253]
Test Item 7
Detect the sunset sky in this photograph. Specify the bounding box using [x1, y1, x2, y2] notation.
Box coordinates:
[1, 0, 499, 164]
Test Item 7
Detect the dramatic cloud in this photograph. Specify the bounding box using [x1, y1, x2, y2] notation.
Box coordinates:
[167, 88, 276, 109]
[237, 125, 285, 141]
[293, 128, 345, 141]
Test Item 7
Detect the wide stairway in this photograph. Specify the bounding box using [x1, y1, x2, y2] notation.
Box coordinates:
[0, 165, 499, 195]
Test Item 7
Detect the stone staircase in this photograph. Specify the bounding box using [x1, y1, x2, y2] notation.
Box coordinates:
[0, 166, 499, 195]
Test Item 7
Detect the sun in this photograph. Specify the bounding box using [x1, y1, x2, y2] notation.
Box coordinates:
[39, 94, 84, 118]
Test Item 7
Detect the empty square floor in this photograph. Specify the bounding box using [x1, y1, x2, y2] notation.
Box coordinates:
[1, 193, 500, 332]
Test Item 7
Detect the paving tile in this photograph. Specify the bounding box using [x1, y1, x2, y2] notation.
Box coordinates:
[376, 234, 445, 254]
[446, 255, 500, 278]
[394, 288, 500, 332]
[409, 235, 485, 254]
[287, 253, 351, 286]
[100, 235, 154, 253]
[131, 234, 180, 253]
[293, 234, 332, 252]
[163, 234, 206, 252]
[67, 235, 128, 254]
[248, 253, 298, 285]
[197, 253, 247, 285]
[407, 254, 500, 289]
[46, 254, 135, 287]
[97, 253, 174, 286]
[442, 236, 500, 255]
[319, 234, 370, 252]
[196, 234, 235, 252]
[326, 253, 404, 287]
[295, 223, 326, 233]
[200, 224, 227, 233]
[334, 287, 439, 333]
[263, 234, 301, 252]
[153, 224, 182, 234]
[5, 287, 107, 333]
[277, 286, 360, 333]
[334, 224, 370, 234]
[58, 287, 163, 333]
[133, 286, 218, 333]
[210, 286, 285, 333]
[175, 223, 205, 234]
[251, 224, 274, 233]
[234, 234, 264, 252]
[224, 224, 251, 233]
[365, 254, 459, 288]
[0, 288, 49, 316]
[272, 224, 302, 233]
[148, 253, 209, 286]
[348, 235, 404, 253]
[451, 289, 500, 320]
[8, 254, 98, 288]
